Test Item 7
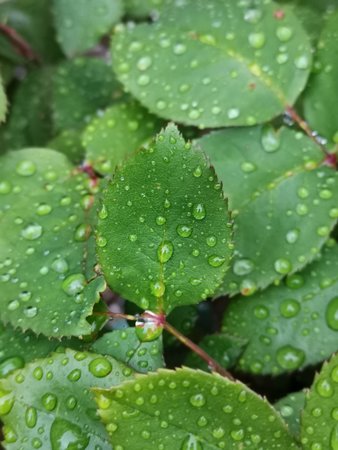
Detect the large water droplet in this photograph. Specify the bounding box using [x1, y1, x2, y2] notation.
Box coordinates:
[276, 345, 305, 370]
[21, 223, 43, 240]
[330, 425, 338, 450]
[233, 259, 254, 276]
[279, 299, 300, 318]
[135, 318, 163, 342]
[150, 280, 165, 298]
[192, 204, 206, 220]
[62, 274, 86, 296]
[274, 258, 292, 274]
[0, 356, 24, 377]
[261, 126, 280, 152]
[208, 255, 225, 267]
[180, 434, 203, 450]
[189, 393, 206, 408]
[316, 379, 334, 398]
[50, 418, 89, 450]
[177, 225, 192, 238]
[51, 258, 69, 274]
[286, 229, 299, 244]
[276, 26, 293, 42]
[248, 32, 266, 49]
[25, 406, 37, 428]
[88, 357, 112, 378]
[41, 393, 58, 411]
[157, 241, 174, 263]
[326, 297, 338, 331]
[137, 56, 152, 71]
[16, 160, 36, 176]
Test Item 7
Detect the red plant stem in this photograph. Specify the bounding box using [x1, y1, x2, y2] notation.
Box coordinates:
[94, 311, 138, 322]
[164, 321, 234, 381]
[0, 22, 40, 62]
[286, 105, 328, 155]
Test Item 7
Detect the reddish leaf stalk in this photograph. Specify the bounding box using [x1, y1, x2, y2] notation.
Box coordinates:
[95, 310, 234, 380]
[0, 23, 40, 62]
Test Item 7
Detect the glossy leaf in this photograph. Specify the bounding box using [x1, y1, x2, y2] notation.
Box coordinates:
[303, 10, 338, 144]
[0, 149, 104, 337]
[91, 327, 164, 373]
[0, 74, 6, 123]
[0, 68, 53, 150]
[0, 348, 134, 449]
[222, 243, 338, 375]
[185, 334, 247, 372]
[52, 57, 122, 132]
[197, 126, 338, 295]
[301, 353, 338, 449]
[275, 390, 306, 438]
[112, 0, 312, 127]
[97, 124, 232, 313]
[48, 129, 85, 164]
[82, 99, 162, 175]
[0, 0, 61, 62]
[53, 0, 123, 57]
[95, 367, 298, 449]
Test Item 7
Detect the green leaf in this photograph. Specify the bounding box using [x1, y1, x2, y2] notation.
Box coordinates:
[0, 74, 7, 123]
[303, 10, 338, 145]
[52, 57, 122, 132]
[0, 68, 53, 149]
[197, 126, 338, 295]
[185, 334, 247, 371]
[97, 124, 232, 313]
[82, 99, 162, 175]
[0, 0, 62, 63]
[0, 348, 134, 449]
[0, 148, 104, 337]
[95, 367, 299, 449]
[0, 323, 77, 378]
[112, 0, 312, 127]
[274, 391, 306, 438]
[301, 353, 338, 449]
[222, 243, 338, 375]
[48, 129, 85, 165]
[53, 0, 123, 57]
[91, 327, 164, 373]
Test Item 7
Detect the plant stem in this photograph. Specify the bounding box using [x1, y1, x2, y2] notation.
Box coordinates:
[285, 105, 328, 155]
[94, 311, 138, 322]
[0, 23, 40, 62]
[164, 321, 235, 381]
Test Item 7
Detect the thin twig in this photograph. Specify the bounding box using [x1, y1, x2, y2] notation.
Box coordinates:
[285, 105, 328, 155]
[164, 321, 235, 381]
[0, 22, 40, 62]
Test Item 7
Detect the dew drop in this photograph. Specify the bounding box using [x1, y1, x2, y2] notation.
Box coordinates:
[254, 305, 269, 320]
[0, 181, 12, 194]
[316, 379, 334, 398]
[157, 241, 174, 263]
[294, 55, 310, 70]
[177, 225, 192, 238]
[189, 393, 206, 407]
[280, 299, 300, 318]
[233, 259, 254, 276]
[180, 435, 203, 450]
[261, 126, 280, 152]
[51, 258, 69, 274]
[286, 229, 299, 244]
[208, 255, 225, 267]
[137, 56, 152, 71]
[156, 216, 166, 226]
[227, 108, 240, 119]
[241, 162, 256, 173]
[36, 203, 52, 216]
[0, 388, 14, 415]
[276, 345, 305, 370]
[62, 274, 86, 296]
[16, 160, 36, 176]
[0, 356, 24, 377]
[50, 418, 89, 450]
[276, 26, 293, 42]
[25, 406, 37, 428]
[193, 203, 206, 220]
[135, 319, 163, 342]
[24, 306, 38, 318]
[248, 32, 266, 48]
[88, 357, 112, 378]
[325, 297, 338, 331]
[173, 43, 186, 55]
[41, 393, 58, 411]
[193, 166, 202, 177]
[206, 236, 217, 247]
[150, 280, 165, 298]
[21, 223, 43, 240]
[274, 258, 292, 274]
[330, 425, 338, 450]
